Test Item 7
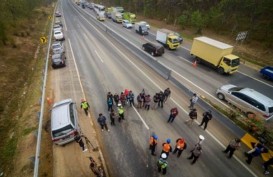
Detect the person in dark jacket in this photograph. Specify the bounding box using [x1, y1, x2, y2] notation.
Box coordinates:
[144, 95, 151, 110]
[187, 144, 202, 164]
[158, 91, 165, 108]
[185, 108, 197, 126]
[223, 138, 241, 158]
[199, 110, 212, 130]
[107, 97, 113, 111]
[152, 93, 159, 109]
[245, 142, 265, 164]
[109, 109, 116, 126]
[128, 90, 135, 106]
[167, 107, 179, 123]
[97, 113, 109, 132]
[263, 157, 273, 175]
[163, 88, 171, 103]
[113, 93, 119, 106]
[74, 133, 88, 152]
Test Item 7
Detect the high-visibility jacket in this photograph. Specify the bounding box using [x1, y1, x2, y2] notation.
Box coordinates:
[150, 137, 157, 146]
[162, 143, 172, 152]
[81, 101, 89, 109]
[176, 139, 186, 150]
[118, 107, 124, 114]
[158, 158, 168, 169]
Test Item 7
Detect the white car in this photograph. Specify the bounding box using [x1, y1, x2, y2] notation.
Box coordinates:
[122, 20, 133, 29]
[51, 41, 64, 54]
[139, 21, 150, 29]
[53, 24, 62, 32]
[53, 30, 64, 41]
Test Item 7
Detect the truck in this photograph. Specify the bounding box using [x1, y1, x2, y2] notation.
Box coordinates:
[135, 22, 148, 35]
[123, 12, 136, 24]
[156, 29, 180, 50]
[190, 36, 240, 74]
[106, 7, 113, 18]
[111, 11, 122, 23]
[96, 11, 105, 21]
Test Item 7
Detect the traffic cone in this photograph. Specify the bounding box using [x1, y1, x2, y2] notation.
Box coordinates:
[46, 97, 52, 105]
[192, 60, 197, 67]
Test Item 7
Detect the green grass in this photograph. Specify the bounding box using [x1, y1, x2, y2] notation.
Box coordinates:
[22, 127, 37, 136]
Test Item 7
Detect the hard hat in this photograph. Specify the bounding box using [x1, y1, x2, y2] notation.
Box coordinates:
[153, 135, 158, 140]
[118, 103, 122, 106]
[161, 153, 167, 159]
[166, 138, 171, 143]
[199, 135, 205, 141]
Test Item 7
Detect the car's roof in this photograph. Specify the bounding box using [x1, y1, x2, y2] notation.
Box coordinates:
[145, 42, 163, 48]
[54, 30, 62, 33]
[52, 41, 61, 45]
[52, 53, 61, 59]
[51, 99, 72, 130]
[239, 88, 273, 106]
[123, 20, 129, 22]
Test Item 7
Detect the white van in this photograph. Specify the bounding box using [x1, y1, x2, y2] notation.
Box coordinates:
[216, 84, 273, 120]
[51, 99, 79, 145]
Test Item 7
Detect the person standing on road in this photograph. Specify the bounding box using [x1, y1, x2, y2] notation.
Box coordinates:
[120, 92, 126, 106]
[113, 93, 119, 106]
[163, 88, 171, 103]
[157, 153, 168, 175]
[97, 113, 109, 132]
[199, 110, 213, 130]
[117, 104, 125, 122]
[128, 90, 135, 106]
[158, 91, 165, 108]
[107, 97, 113, 112]
[167, 107, 179, 123]
[173, 138, 187, 158]
[185, 108, 197, 126]
[245, 142, 265, 164]
[149, 134, 158, 156]
[137, 93, 142, 108]
[223, 138, 241, 158]
[187, 143, 202, 164]
[124, 89, 130, 103]
[110, 109, 116, 126]
[144, 94, 151, 110]
[152, 93, 159, 110]
[189, 93, 198, 109]
[80, 99, 90, 116]
[263, 157, 273, 175]
[161, 138, 172, 158]
[74, 133, 88, 152]
[107, 92, 113, 101]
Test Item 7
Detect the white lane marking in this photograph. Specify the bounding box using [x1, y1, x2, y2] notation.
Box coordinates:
[133, 106, 149, 130]
[238, 70, 273, 88]
[61, 4, 67, 32]
[94, 50, 104, 63]
[72, 7, 257, 177]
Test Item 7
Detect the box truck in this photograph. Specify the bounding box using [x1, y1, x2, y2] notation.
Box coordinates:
[135, 22, 148, 35]
[190, 36, 240, 74]
[123, 12, 136, 23]
[111, 10, 122, 23]
[156, 29, 180, 50]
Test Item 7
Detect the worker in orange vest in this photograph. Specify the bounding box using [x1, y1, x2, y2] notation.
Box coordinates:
[173, 138, 187, 158]
[161, 138, 172, 158]
[149, 134, 158, 156]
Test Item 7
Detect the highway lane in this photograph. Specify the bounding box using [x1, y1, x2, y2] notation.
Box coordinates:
[83, 8, 273, 100]
[60, 1, 258, 177]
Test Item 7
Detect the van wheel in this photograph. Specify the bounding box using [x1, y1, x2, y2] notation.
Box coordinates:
[217, 67, 224, 74]
[217, 93, 225, 100]
[246, 112, 256, 119]
[151, 52, 155, 56]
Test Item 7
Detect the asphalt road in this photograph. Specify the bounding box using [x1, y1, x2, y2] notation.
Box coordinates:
[51, 0, 265, 177]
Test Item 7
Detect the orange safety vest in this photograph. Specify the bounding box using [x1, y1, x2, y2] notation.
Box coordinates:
[162, 143, 171, 152]
[150, 137, 157, 145]
[176, 139, 185, 149]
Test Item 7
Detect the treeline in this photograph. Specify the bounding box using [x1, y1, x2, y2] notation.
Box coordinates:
[99, 0, 273, 48]
[0, 0, 53, 45]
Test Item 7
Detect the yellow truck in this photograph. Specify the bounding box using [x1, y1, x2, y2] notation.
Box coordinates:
[156, 29, 180, 50]
[190, 36, 240, 74]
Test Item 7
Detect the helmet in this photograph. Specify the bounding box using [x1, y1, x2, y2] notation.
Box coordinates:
[166, 138, 171, 143]
[118, 103, 122, 107]
[161, 153, 167, 159]
[153, 135, 158, 140]
[199, 135, 205, 141]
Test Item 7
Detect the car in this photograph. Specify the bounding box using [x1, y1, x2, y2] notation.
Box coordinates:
[53, 24, 62, 32]
[51, 53, 66, 68]
[54, 19, 63, 27]
[55, 11, 62, 17]
[142, 42, 164, 56]
[51, 41, 64, 54]
[216, 84, 273, 120]
[139, 21, 150, 29]
[54, 30, 64, 41]
[122, 20, 133, 29]
[260, 66, 273, 80]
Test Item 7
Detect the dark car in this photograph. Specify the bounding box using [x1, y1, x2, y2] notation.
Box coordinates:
[142, 42, 164, 56]
[52, 53, 66, 68]
[260, 66, 273, 80]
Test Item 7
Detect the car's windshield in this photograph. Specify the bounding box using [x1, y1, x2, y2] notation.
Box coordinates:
[229, 87, 244, 92]
[52, 45, 60, 49]
[231, 58, 240, 67]
[52, 125, 74, 137]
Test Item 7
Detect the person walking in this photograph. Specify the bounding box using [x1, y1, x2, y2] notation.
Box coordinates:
[263, 157, 273, 175]
[107, 92, 113, 101]
[144, 95, 151, 110]
[161, 138, 172, 158]
[152, 93, 159, 110]
[74, 133, 88, 152]
[173, 138, 187, 158]
[109, 109, 116, 126]
[97, 113, 109, 132]
[149, 134, 158, 156]
[141, 92, 146, 108]
[80, 99, 90, 116]
[187, 143, 202, 164]
[128, 90, 135, 106]
[113, 93, 119, 106]
[199, 110, 213, 130]
[223, 138, 241, 158]
[157, 153, 168, 175]
[185, 108, 197, 126]
[120, 92, 126, 106]
[158, 91, 165, 108]
[189, 93, 198, 109]
[137, 93, 142, 108]
[245, 142, 265, 164]
[167, 107, 179, 123]
[117, 104, 125, 122]
[107, 97, 113, 112]
[124, 89, 130, 103]
[163, 88, 171, 103]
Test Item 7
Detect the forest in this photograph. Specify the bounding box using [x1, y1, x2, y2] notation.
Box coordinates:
[99, 0, 273, 48]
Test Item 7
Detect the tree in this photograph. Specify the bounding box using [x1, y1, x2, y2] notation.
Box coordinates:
[191, 10, 206, 34]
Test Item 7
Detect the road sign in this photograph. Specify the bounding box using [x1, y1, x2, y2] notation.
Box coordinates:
[236, 31, 248, 41]
[40, 37, 47, 44]
[48, 15, 52, 20]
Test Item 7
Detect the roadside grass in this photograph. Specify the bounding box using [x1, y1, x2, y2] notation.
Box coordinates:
[0, 5, 53, 176]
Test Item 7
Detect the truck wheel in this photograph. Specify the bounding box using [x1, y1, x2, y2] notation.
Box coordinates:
[217, 93, 225, 100]
[217, 67, 224, 74]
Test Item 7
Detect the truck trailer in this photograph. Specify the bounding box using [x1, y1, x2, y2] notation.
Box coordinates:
[190, 36, 240, 74]
[156, 29, 180, 50]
